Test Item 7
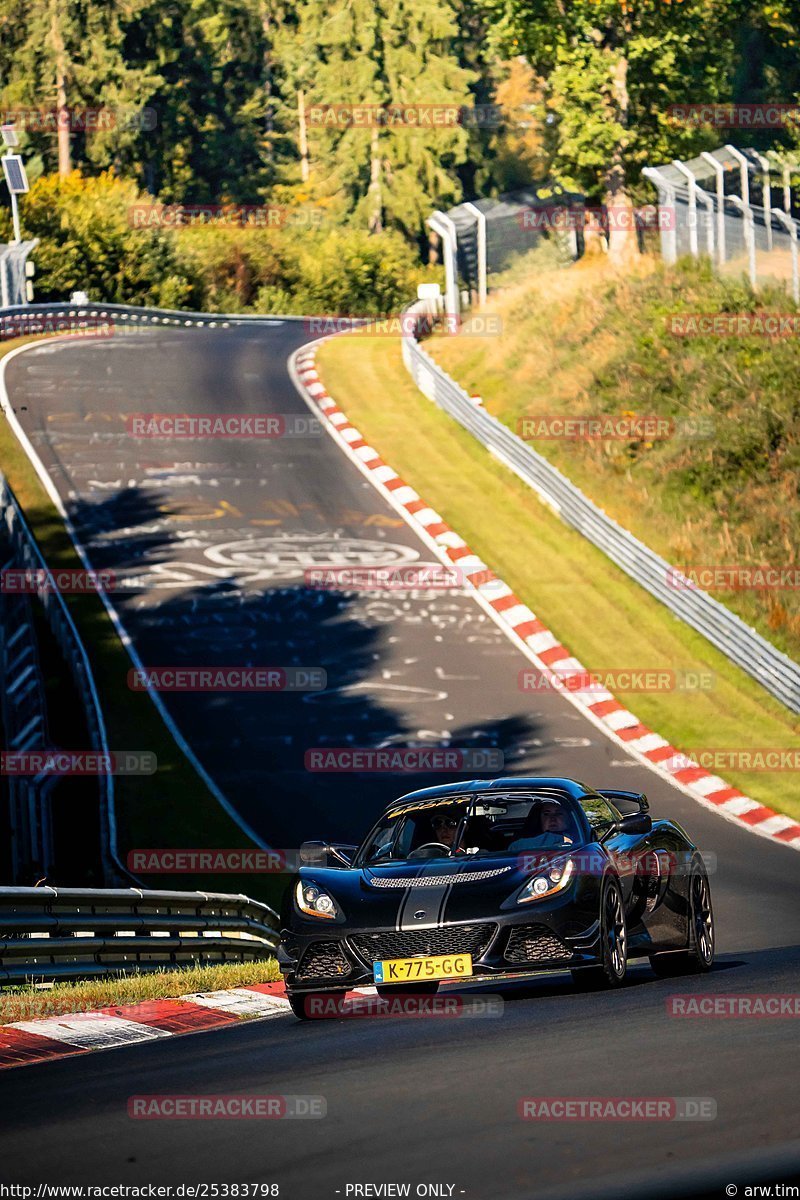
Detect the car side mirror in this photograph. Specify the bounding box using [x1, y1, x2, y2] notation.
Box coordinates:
[299, 840, 328, 866]
[299, 841, 355, 867]
[617, 813, 652, 836]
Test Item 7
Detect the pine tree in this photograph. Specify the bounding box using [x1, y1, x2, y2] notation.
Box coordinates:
[0, 0, 161, 179]
[277, 0, 475, 239]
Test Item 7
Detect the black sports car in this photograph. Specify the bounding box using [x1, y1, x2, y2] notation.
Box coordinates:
[278, 776, 715, 1018]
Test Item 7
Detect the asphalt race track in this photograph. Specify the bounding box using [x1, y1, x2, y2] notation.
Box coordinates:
[1, 324, 799, 1198]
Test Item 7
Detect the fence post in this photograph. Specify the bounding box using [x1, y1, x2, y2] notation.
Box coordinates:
[672, 161, 699, 257]
[750, 150, 772, 249]
[725, 144, 751, 207]
[700, 152, 727, 267]
[771, 208, 799, 304]
[428, 211, 460, 323]
[642, 167, 677, 264]
[696, 188, 715, 258]
[462, 202, 487, 307]
[727, 195, 757, 288]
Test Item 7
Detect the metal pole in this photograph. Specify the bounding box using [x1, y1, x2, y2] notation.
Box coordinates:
[725, 144, 751, 207]
[751, 150, 772, 249]
[10, 193, 20, 244]
[428, 213, 459, 325]
[701, 151, 726, 266]
[771, 208, 799, 304]
[696, 188, 715, 259]
[672, 161, 698, 257]
[462, 201, 487, 306]
[0, 248, 10, 307]
[642, 167, 677, 264]
[437, 210, 460, 320]
[728, 195, 756, 288]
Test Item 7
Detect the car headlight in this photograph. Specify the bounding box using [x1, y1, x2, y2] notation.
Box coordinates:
[517, 858, 575, 904]
[295, 879, 342, 920]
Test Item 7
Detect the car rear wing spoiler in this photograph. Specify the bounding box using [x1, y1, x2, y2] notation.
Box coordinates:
[597, 789, 649, 814]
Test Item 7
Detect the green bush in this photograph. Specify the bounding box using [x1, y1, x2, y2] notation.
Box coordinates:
[2, 173, 429, 317]
[5, 172, 198, 308]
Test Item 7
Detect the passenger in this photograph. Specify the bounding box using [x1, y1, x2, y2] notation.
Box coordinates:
[508, 800, 575, 850]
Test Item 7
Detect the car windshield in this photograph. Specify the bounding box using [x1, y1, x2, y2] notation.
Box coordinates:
[357, 791, 583, 865]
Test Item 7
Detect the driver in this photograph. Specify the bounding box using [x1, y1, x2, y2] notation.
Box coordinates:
[430, 811, 463, 851]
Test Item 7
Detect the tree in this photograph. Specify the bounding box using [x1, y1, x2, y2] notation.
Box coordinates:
[275, 0, 476, 239]
[483, 0, 741, 261]
[0, 0, 161, 179]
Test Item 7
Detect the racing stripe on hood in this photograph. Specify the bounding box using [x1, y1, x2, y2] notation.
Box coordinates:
[396, 862, 466, 931]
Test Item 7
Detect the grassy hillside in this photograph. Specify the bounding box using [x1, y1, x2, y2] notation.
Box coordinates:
[431, 258, 800, 663]
[316, 333, 800, 822]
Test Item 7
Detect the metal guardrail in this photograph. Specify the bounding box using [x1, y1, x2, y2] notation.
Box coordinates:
[0, 887, 279, 982]
[0, 300, 308, 332]
[401, 305, 800, 714]
[0, 474, 124, 884]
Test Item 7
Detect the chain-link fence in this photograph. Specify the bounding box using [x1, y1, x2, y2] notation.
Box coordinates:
[644, 146, 800, 298]
[437, 184, 584, 306]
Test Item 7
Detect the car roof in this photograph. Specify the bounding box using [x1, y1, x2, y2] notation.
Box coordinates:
[386, 777, 593, 814]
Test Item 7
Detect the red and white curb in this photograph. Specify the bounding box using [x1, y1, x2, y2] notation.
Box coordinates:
[290, 342, 800, 854]
[0, 981, 384, 1070]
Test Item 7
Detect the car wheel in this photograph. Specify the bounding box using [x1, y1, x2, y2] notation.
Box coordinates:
[572, 879, 628, 990]
[287, 991, 347, 1020]
[375, 982, 440, 998]
[650, 861, 715, 977]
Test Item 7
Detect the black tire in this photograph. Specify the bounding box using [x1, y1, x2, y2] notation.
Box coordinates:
[287, 991, 347, 1020]
[572, 879, 628, 990]
[650, 862, 715, 977]
[375, 981, 440, 998]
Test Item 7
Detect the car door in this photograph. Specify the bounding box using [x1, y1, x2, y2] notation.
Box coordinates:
[597, 790, 684, 947]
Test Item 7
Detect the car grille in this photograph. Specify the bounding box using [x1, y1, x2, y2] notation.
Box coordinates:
[505, 926, 573, 964]
[349, 924, 496, 964]
[367, 867, 513, 888]
[296, 941, 352, 981]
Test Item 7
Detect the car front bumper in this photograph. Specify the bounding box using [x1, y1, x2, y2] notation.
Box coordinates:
[279, 908, 603, 994]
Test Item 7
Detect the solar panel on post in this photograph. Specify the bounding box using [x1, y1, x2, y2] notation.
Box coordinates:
[2, 155, 29, 194]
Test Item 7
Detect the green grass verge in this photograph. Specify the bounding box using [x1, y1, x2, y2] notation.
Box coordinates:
[432, 256, 800, 662]
[0, 336, 283, 906]
[316, 333, 800, 822]
[0, 958, 281, 1025]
